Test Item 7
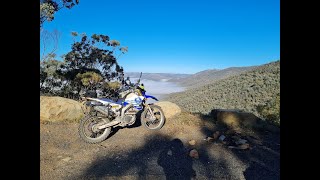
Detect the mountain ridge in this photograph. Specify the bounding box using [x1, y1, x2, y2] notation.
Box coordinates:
[125, 65, 257, 84]
[175, 66, 257, 88]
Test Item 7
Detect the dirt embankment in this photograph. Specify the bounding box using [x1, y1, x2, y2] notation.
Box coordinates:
[40, 96, 85, 122]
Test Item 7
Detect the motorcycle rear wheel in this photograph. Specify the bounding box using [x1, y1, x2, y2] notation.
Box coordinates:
[78, 115, 111, 144]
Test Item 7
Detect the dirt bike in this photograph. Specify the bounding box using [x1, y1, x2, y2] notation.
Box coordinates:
[78, 72, 165, 144]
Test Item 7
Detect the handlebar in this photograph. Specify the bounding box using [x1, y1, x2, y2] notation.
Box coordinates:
[121, 72, 143, 93]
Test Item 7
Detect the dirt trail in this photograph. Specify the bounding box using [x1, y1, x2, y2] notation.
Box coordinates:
[40, 115, 279, 180]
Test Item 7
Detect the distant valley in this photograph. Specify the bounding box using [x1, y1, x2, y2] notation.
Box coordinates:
[124, 72, 191, 82]
[125, 65, 255, 89]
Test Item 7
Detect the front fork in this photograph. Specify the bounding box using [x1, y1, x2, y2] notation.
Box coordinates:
[143, 102, 156, 120]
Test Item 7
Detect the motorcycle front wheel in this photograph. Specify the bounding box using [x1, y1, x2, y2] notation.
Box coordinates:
[78, 115, 111, 144]
[141, 105, 165, 130]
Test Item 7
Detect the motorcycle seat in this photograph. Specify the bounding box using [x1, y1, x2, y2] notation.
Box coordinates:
[98, 98, 123, 105]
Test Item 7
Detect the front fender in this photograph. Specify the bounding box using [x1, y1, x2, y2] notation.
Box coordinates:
[145, 94, 158, 101]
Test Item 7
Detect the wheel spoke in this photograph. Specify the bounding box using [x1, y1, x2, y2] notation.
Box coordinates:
[153, 119, 159, 125]
[84, 117, 106, 139]
[79, 114, 112, 143]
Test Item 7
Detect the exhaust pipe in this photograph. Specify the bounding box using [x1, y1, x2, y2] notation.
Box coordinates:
[97, 118, 121, 129]
[94, 106, 109, 116]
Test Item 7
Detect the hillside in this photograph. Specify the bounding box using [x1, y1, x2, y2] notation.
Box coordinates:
[165, 60, 280, 125]
[124, 72, 190, 81]
[173, 66, 256, 88]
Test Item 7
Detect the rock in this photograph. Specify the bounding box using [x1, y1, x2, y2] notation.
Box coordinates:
[218, 135, 226, 141]
[189, 149, 199, 159]
[237, 143, 250, 150]
[154, 101, 181, 119]
[228, 143, 250, 150]
[216, 110, 268, 131]
[188, 140, 196, 146]
[40, 96, 85, 122]
[212, 131, 220, 140]
[216, 110, 241, 129]
[204, 137, 214, 142]
[235, 139, 248, 145]
[62, 157, 72, 162]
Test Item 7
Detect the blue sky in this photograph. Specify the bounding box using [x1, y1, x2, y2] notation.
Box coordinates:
[41, 0, 280, 74]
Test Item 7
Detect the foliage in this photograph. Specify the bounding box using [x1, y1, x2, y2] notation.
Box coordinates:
[256, 93, 280, 126]
[40, 59, 65, 95]
[76, 72, 103, 89]
[40, 0, 79, 28]
[40, 2, 55, 26]
[106, 81, 122, 90]
[178, 66, 256, 88]
[166, 60, 280, 126]
[40, 32, 128, 100]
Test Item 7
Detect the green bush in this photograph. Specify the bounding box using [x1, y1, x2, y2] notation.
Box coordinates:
[256, 93, 280, 126]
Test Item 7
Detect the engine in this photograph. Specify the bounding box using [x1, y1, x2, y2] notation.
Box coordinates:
[93, 105, 118, 119]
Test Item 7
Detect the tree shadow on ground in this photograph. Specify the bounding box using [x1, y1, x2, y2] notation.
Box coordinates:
[79, 134, 231, 179]
[157, 138, 196, 180]
[198, 109, 280, 180]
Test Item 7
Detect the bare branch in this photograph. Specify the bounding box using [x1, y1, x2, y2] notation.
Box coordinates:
[40, 29, 61, 61]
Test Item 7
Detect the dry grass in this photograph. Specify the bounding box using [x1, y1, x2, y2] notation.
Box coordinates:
[155, 101, 181, 120]
[169, 111, 203, 126]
